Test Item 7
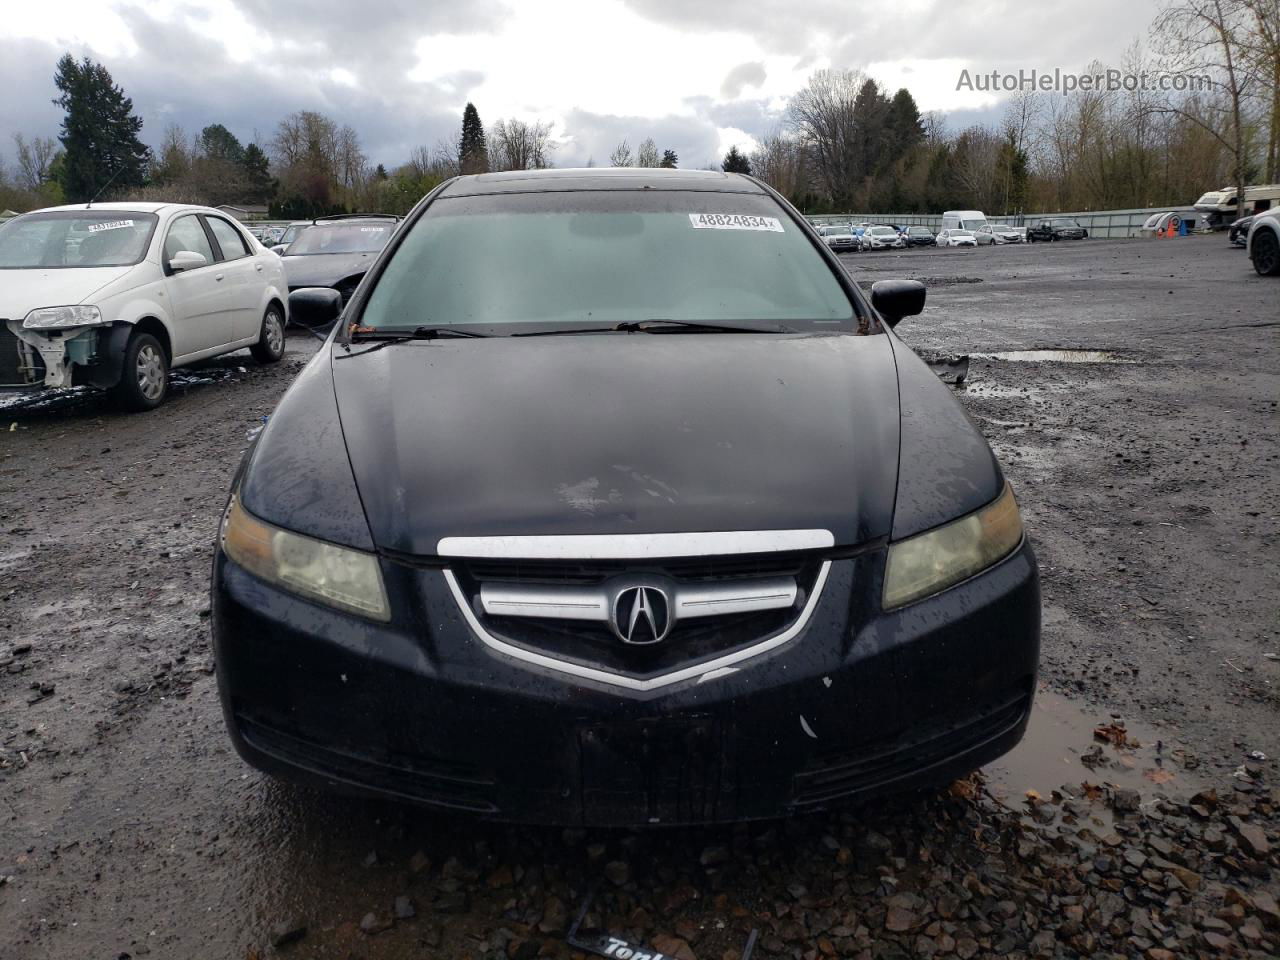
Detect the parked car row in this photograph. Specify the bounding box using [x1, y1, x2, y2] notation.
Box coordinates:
[814, 209, 1098, 253]
[818, 219, 1039, 251]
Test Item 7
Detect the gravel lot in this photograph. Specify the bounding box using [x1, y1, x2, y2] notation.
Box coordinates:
[1, 236, 1277, 959]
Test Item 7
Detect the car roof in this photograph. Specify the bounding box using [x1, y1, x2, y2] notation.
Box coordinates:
[438, 167, 764, 198]
[36, 201, 201, 215]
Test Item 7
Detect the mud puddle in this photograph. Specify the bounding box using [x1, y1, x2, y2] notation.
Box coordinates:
[973, 349, 1135, 363]
[985, 686, 1206, 811]
[2, 359, 253, 419]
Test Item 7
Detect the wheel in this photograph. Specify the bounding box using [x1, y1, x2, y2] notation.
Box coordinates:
[251, 304, 286, 364]
[1252, 228, 1280, 276]
[112, 331, 168, 412]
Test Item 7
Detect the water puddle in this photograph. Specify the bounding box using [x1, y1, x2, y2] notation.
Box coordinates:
[986, 687, 1206, 813]
[2, 362, 250, 418]
[973, 350, 1134, 364]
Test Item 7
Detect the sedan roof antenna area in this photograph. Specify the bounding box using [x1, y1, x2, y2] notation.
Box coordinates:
[85, 164, 127, 209]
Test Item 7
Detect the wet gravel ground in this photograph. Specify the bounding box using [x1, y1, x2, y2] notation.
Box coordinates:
[1, 237, 1277, 959]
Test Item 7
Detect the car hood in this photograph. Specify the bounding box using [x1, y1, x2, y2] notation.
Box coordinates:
[0, 266, 137, 319]
[281, 252, 377, 288]
[331, 333, 901, 556]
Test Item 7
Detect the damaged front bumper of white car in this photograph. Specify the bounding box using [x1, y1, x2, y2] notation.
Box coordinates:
[2, 308, 131, 391]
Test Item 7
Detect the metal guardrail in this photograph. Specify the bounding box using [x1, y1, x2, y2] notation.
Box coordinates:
[808, 206, 1201, 239]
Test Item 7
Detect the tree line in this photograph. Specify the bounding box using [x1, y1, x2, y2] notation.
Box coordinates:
[758, 0, 1278, 215]
[2, 1, 1275, 218]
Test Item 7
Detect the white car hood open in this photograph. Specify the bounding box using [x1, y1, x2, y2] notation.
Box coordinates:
[0, 267, 136, 321]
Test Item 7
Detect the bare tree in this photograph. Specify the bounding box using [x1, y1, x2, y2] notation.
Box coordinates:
[490, 119, 556, 171]
[636, 137, 660, 168]
[151, 124, 192, 186]
[749, 130, 812, 199]
[786, 69, 866, 205]
[609, 140, 634, 167]
[335, 124, 367, 191]
[1238, 0, 1280, 180]
[12, 134, 57, 191]
[1153, 0, 1258, 211]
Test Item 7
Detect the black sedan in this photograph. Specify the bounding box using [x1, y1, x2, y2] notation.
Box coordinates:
[902, 225, 936, 247]
[212, 169, 1040, 825]
[1027, 218, 1088, 241]
[279, 214, 398, 312]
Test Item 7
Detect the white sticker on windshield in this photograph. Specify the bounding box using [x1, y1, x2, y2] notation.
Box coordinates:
[689, 213, 784, 232]
[87, 220, 135, 233]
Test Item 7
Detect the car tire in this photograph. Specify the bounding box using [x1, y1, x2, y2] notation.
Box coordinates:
[251, 304, 286, 364]
[1252, 229, 1280, 276]
[112, 331, 169, 412]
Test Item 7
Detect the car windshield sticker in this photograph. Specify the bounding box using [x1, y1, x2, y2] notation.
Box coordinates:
[688, 213, 784, 232]
[87, 220, 135, 233]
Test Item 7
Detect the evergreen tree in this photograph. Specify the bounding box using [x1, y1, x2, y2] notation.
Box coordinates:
[660, 149, 678, 168]
[374, 163, 389, 180]
[722, 145, 751, 174]
[52, 54, 150, 202]
[241, 143, 275, 203]
[199, 123, 244, 163]
[459, 103, 489, 175]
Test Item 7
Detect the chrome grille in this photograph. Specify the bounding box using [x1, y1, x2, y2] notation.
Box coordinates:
[450, 551, 826, 681]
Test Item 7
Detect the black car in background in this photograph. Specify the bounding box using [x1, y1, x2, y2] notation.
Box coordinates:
[1229, 215, 1255, 247]
[903, 225, 936, 247]
[1027, 218, 1088, 241]
[212, 168, 1040, 825]
[278, 214, 398, 313]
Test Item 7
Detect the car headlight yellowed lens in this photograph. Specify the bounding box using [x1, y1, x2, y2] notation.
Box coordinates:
[221, 496, 390, 621]
[883, 483, 1024, 610]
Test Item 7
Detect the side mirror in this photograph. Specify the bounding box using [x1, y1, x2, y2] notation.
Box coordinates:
[288, 287, 342, 328]
[270, 244, 288, 256]
[871, 279, 926, 326]
[168, 250, 208, 273]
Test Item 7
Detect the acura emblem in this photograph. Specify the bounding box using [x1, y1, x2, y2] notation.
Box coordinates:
[610, 584, 673, 644]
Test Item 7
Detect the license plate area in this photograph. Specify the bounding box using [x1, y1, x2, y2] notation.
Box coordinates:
[578, 717, 723, 826]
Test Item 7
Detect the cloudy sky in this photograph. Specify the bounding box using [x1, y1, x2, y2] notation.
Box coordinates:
[3, 0, 1163, 171]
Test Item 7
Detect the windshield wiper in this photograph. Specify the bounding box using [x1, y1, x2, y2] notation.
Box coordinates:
[512, 319, 791, 337]
[351, 325, 490, 341]
[340, 325, 489, 357]
[618, 319, 793, 334]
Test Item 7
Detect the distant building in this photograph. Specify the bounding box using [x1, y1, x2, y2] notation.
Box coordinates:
[215, 204, 270, 221]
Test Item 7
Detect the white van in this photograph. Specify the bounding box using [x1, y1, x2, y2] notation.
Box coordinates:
[941, 210, 990, 233]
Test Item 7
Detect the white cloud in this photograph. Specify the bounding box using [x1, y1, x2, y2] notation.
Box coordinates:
[2, 0, 1168, 168]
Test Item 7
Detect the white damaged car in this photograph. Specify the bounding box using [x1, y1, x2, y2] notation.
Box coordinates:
[0, 202, 289, 410]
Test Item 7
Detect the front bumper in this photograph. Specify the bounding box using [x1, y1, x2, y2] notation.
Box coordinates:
[212, 541, 1040, 825]
[1, 320, 129, 389]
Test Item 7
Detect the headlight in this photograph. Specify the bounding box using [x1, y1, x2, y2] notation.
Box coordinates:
[221, 496, 390, 621]
[23, 305, 105, 329]
[883, 483, 1024, 609]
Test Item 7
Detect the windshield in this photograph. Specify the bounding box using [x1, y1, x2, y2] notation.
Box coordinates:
[286, 222, 393, 255]
[0, 211, 158, 269]
[870, 227, 895, 236]
[359, 191, 859, 333]
[280, 224, 308, 245]
[823, 226, 853, 237]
